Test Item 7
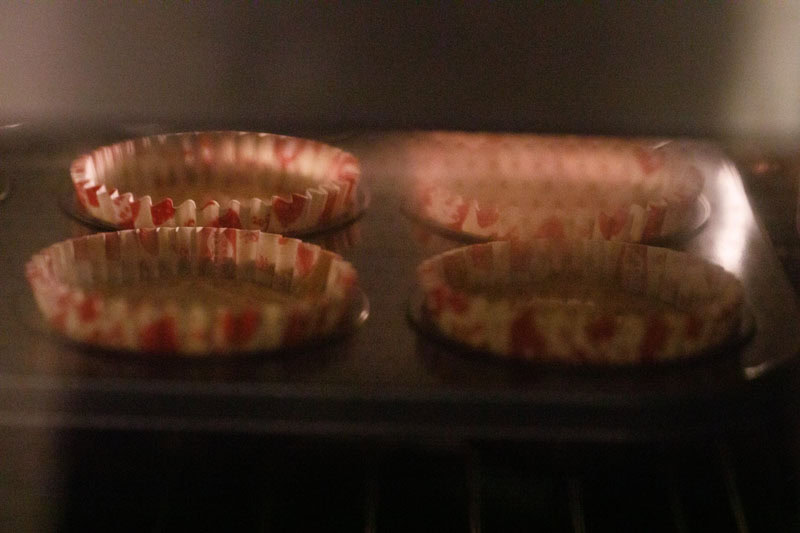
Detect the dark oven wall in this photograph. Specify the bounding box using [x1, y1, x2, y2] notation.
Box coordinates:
[1, 3, 799, 139]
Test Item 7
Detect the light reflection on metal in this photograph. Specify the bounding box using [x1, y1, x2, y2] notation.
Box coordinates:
[709, 163, 750, 274]
[0, 173, 9, 204]
[744, 360, 774, 380]
[0, 121, 15, 204]
[749, 158, 782, 177]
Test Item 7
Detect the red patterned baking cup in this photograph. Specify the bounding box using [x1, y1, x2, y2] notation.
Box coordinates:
[70, 131, 361, 233]
[417, 240, 744, 364]
[25, 228, 361, 355]
[405, 132, 704, 242]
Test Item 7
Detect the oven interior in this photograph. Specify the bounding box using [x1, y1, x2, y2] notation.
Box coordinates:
[2, 4, 800, 531]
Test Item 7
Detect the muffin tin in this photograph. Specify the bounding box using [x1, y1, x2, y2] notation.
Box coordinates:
[6, 131, 796, 441]
[34, 132, 748, 361]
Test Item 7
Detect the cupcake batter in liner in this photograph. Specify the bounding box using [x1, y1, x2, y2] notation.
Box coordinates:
[26, 228, 364, 356]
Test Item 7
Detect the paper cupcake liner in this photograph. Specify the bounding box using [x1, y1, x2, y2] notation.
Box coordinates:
[66, 201, 364, 256]
[417, 240, 744, 364]
[405, 132, 704, 242]
[70, 131, 361, 233]
[25, 228, 360, 355]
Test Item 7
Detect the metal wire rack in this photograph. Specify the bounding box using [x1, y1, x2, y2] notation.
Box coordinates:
[1, 428, 796, 532]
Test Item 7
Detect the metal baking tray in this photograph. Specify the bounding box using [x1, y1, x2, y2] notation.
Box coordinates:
[1, 130, 798, 443]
